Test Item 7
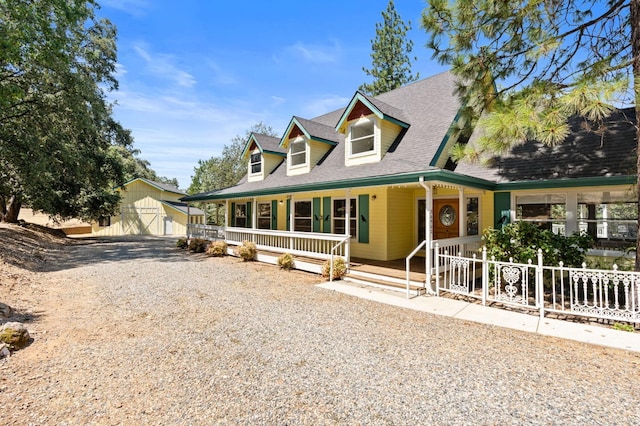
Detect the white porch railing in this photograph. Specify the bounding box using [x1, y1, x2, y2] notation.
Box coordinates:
[224, 227, 349, 260]
[187, 224, 225, 240]
[435, 246, 640, 324]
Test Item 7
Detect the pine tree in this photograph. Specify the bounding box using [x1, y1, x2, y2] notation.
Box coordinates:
[360, 0, 419, 96]
[423, 0, 640, 269]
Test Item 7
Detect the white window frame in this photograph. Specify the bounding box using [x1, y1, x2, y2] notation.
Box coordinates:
[348, 117, 376, 158]
[333, 198, 357, 239]
[289, 137, 307, 168]
[257, 202, 271, 230]
[293, 200, 312, 232]
[250, 151, 262, 175]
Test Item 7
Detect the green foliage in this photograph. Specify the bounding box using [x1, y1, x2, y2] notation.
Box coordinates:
[206, 240, 228, 257]
[612, 323, 635, 332]
[176, 238, 188, 249]
[237, 240, 257, 261]
[360, 0, 419, 96]
[482, 221, 593, 267]
[322, 257, 347, 280]
[277, 253, 295, 270]
[188, 238, 209, 253]
[0, 0, 152, 223]
[188, 122, 277, 196]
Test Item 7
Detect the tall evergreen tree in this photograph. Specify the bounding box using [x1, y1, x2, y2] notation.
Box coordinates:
[360, 0, 419, 96]
[422, 0, 640, 268]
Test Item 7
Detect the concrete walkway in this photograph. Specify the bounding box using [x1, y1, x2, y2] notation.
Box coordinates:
[317, 281, 640, 353]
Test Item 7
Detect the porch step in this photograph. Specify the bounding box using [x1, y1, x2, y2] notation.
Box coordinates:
[344, 270, 428, 296]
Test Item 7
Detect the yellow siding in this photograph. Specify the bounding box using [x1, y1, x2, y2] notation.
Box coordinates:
[264, 154, 284, 177]
[480, 191, 493, 233]
[309, 140, 330, 168]
[379, 120, 402, 156]
[92, 179, 189, 236]
[386, 188, 417, 260]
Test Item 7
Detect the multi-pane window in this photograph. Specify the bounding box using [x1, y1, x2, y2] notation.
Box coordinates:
[467, 197, 479, 236]
[235, 203, 247, 228]
[250, 152, 261, 174]
[290, 138, 306, 166]
[578, 191, 637, 245]
[257, 202, 271, 230]
[349, 119, 375, 155]
[333, 199, 357, 238]
[516, 194, 566, 235]
[294, 201, 312, 232]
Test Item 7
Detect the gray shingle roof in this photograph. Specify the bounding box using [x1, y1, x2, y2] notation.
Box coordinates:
[292, 116, 343, 145]
[357, 92, 411, 126]
[184, 71, 463, 200]
[458, 108, 637, 183]
[162, 201, 205, 215]
[253, 133, 285, 155]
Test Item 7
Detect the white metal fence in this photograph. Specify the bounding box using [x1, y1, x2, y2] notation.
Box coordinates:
[435, 245, 640, 324]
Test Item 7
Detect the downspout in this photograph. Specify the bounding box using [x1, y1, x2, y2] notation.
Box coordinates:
[419, 176, 435, 294]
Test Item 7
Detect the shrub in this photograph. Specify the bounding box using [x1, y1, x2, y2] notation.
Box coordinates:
[176, 238, 188, 249]
[277, 253, 295, 270]
[322, 257, 347, 280]
[206, 240, 227, 257]
[237, 240, 257, 261]
[482, 221, 593, 267]
[612, 323, 635, 332]
[188, 238, 209, 253]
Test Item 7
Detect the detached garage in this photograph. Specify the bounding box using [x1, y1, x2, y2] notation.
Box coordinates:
[91, 178, 205, 236]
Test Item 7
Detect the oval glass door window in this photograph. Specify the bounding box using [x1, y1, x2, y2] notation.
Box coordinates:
[439, 204, 456, 227]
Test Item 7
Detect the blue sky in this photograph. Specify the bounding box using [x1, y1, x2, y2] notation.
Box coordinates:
[99, 0, 448, 189]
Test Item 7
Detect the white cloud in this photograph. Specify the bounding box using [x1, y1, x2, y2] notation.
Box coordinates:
[286, 40, 341, 64]
[133, 43, 197, 88]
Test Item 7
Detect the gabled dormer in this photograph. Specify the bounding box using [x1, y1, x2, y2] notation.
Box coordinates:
[336, 92, 410, 167]
[242, 133, 286, 182]
[280, 116, 341, 176]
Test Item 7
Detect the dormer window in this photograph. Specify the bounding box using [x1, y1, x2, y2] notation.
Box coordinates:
[250, 152, 262, 174]
[290, 137, 307, 167]
[350, 118, 375, 155]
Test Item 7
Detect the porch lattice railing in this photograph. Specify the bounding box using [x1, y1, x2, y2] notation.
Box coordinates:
[435, 245, 640, 324]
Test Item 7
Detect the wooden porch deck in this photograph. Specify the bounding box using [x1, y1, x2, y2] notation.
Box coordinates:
[350, 257, 427, 283]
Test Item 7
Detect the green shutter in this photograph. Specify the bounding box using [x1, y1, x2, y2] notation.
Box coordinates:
[230, 202, 236, 227]
[494, 192, 511, 229]
[313, 197, 321, 233]
[286, 199, 291, 231]
[271, 200, 278, 230]
[246, 201, 252, 228]
[358, 194, 369, 243]
[322, 197, 331, 233]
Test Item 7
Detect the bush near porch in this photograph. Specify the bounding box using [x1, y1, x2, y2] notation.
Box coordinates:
[482, 221, 593, 267]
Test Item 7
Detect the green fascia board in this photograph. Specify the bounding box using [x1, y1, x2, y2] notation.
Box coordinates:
[309, 137, 338, 146]
[279, 117, 308, 148]
[183, 170, 495, 201]
[429, 108, 463, 167]
[241, 133, 259, 159]
[493, 175, 636, 191]
[336, 93, 410, 131]
[263, 149, 287, 157]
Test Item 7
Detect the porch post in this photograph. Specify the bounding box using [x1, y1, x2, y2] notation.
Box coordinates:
[289, 194, 294, 251]
[252, 197, 257, 229]
[458, 187, 466, 238]
[426, 183, 433, 287]
[187, 204, 191, 238]
[345, 189, 351, 264]
[565, 192, 578, 235]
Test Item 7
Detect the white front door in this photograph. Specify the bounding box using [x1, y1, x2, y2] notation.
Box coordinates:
[163, 216, 173, 235]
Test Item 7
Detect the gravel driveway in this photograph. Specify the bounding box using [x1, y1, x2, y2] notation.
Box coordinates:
[2, 236, 640, 425]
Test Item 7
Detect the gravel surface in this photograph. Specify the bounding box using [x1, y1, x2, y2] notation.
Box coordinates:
[1, 236, 640, 425]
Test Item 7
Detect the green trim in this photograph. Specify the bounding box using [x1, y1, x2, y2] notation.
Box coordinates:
[313, 197, 321, 232]
[494, 175, 635, 191]
[271, 200, 278, 230]
[182, 170, 495, 202]
[230, 202, 236, 227]
[309, 137, 338, 146]
[322, 196, 331, 233]
[241, 133, 258, 159]
[335, 92, 409, 131]
[263, 150, 287, 158]
[493, 192, 511, 228]
[246, 201, 252, 229]
[358, 194, 369, 244]
[280, 117, 308, 148]
[429, 109, 462, 167]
